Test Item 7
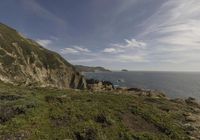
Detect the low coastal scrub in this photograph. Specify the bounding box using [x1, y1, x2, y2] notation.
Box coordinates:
[0, 82, 199, 140]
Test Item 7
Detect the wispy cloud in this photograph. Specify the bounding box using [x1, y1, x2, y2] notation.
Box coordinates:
[64, 38, 147, 65]
[20, 0, 66, 26]
[136, 0, 200, 68]
[27, 0, 200, 70]
[118, 54, 147, 62]
[36, 39, 52, 48]
[50, 36, 59, 41]
[139, 0, 200, 48]
[60, 46, 91, 54]
[103, 47, 124, 53]
[73, 46, 91, 53]
[103, 38, 146, 53]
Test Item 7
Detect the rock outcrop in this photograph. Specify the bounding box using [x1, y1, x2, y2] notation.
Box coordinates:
[86, 79, 114, 91]
[0, 23, 86, 89]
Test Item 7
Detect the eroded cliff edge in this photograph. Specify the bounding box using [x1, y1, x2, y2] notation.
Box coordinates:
[0, 23, 86, 89]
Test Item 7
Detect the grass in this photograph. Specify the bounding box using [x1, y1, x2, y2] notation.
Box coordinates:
[0, 23, 72, 69]
[0, 82, 192, 140]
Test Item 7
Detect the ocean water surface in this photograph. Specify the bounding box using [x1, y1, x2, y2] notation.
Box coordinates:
[84, 71, 200, 100]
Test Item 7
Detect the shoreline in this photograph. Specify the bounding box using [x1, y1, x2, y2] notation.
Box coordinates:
[86, 78, 200, 104]
[83, 72, 200, 102]
[1, 79, 200, 139]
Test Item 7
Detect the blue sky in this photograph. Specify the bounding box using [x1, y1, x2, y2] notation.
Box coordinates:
[1, 0, 200, 71]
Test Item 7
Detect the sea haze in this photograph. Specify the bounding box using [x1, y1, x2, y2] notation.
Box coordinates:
[84, 71, 200, 100]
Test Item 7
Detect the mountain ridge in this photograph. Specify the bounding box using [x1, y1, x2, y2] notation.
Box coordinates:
[75, 65, 111, 72]
[0, 23, 86, 89]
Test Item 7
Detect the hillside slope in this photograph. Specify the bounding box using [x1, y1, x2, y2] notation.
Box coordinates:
[0, 82, 199, 139]
[0, 23, 86, 89]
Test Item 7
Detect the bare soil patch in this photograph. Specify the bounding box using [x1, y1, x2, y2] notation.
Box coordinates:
[122, 112, 161, 133]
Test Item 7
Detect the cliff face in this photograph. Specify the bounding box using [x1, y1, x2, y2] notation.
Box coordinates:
[0, 23, 86, 89]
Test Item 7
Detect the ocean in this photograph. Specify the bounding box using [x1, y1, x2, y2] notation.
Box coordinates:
[84, 71, 200, 100]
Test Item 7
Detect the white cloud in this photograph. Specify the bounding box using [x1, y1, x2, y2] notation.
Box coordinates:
[112, 39, 146, 49]
[136, 0, 200, 68]
[103, 47, 124, 53]
[118, 54, 147, 62]
[140, 0, 200, 48]
[60, 46, 91, 54]
[70, 58, 95, 63]
[123, 39, 146, 48]
[103, 38, 146, 53]
[57, 0, 200, 70]
[63, 39, 148, 66]
[69, 54, 147, 64]
[73, 46, 91, 53]
[60, 48, 79, 54]
[36, 39, 52, 47]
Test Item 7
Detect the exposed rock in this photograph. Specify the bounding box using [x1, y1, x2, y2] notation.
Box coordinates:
[183, 110, 200, 139]
[86, 79, 114, 91]
[127, 87, 144, 92]
[185, 97, 200, 108]
[87, 78, 167, 98]
[170, 98, 185, 104]
[0, 23, 86, 89]
[116, 87, 166, 98]
[115, 87, 129, 91]
[185, 115, 197, 122]
[146, 90, 166, 98]
[183, 112, 192, 117]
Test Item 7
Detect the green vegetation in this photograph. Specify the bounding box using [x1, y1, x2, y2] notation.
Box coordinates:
[0, 23, 85, 89]
[75, 65, 111, 72]
[0, 82, 193, 140]
[0, 23, 72, 69]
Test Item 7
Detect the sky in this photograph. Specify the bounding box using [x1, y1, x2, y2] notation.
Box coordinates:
[0, 0, 200, 71]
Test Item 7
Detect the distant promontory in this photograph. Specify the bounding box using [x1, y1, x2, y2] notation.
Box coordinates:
[75, 65, 111, 72]
[121, 69, 128, 72]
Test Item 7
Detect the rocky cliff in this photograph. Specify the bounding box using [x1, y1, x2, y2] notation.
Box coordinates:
[0, 23, 86, 89]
